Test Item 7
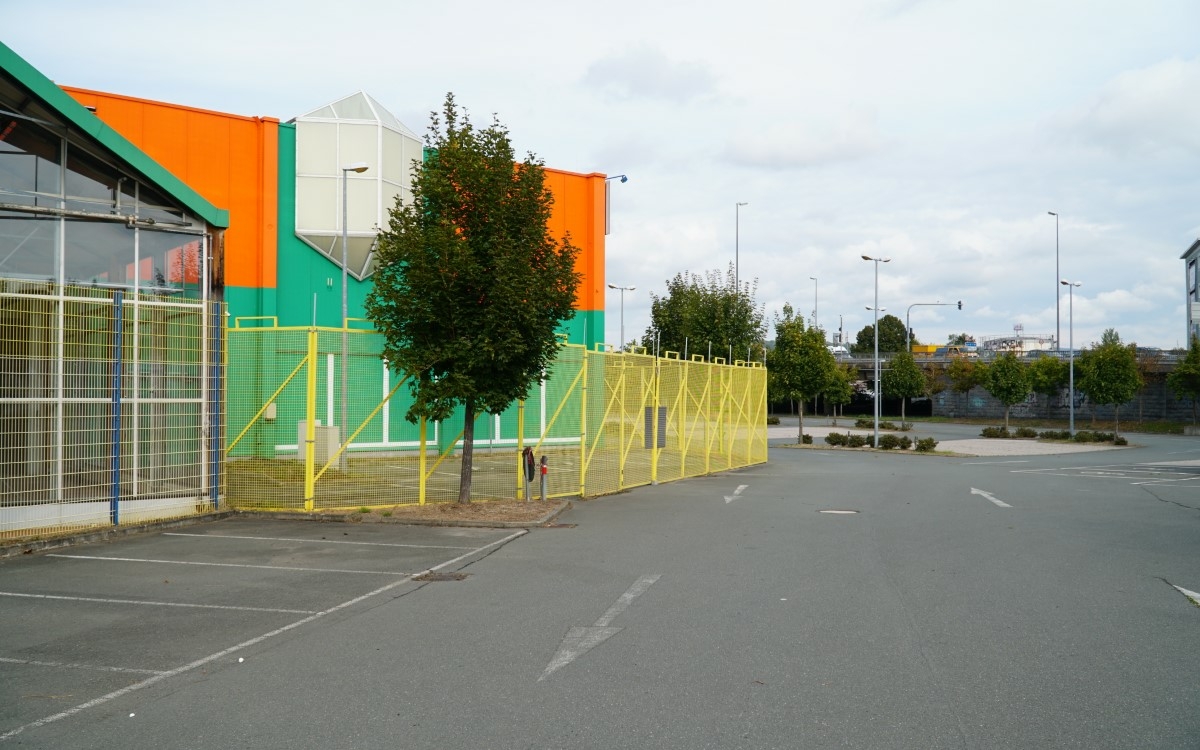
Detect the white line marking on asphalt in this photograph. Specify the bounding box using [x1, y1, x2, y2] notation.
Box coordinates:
[46, 555, 410, 576]
[970, 488, 1012, 508]
[1173, 585, 1200, 607]
[962, 460, 1030, 465]
[0, 657, 165, 676]
[0, 591, 316, 615]
[540, 574, 660, 681]
[724, 484, 748, 504]
[0, 530, 526, 742]
[163, 532, 477, 550]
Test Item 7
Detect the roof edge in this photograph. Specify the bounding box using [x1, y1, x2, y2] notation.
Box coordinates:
[0, 42, 229, 228]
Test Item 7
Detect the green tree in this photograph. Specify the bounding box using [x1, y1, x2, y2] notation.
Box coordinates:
[852, 314, 907, 357]
[1027, 355, 1068, 418]
[947, 358, 988, 416]
[947, 333, 976, 346]
[366, 94, 580, 503]
[1076, 329, 1142, 436]
[1167, 336, 1200, 424]
[881, 351, 926, 421]
[825, 363, 856, 426]
[643, 266, 766, 361]
[768, 304, 835, 439]
[985, 353, 1030, 429]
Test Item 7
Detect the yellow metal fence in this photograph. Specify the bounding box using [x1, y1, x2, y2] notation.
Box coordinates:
[225, 326, 767, 511]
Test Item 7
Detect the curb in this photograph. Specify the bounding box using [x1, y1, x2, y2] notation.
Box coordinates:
[2, 502, 573, 558]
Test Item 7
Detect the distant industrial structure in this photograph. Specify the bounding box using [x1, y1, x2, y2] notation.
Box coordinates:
[980, 324, 1055, 355]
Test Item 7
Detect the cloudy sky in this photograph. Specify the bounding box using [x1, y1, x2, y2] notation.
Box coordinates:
[12, 0, 1200, 350]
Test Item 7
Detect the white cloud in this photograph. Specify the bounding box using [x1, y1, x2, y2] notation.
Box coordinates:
[584, 47, 717, 103]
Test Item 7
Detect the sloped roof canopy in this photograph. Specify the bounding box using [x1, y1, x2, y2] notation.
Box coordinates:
[0, 41, 228, 229]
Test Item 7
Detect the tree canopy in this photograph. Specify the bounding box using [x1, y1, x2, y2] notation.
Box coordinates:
[852, 314, 907, 356]
[1167, 336, 1200, 424]
[365, 93, 580, 502]
[881, 350, 926, 420]
[1027, 355, 1068, 417]
[947, 358, 988, 415]
[767, 304, 835, 439]
[1076, 329, 1141, 435]
[985, 353, 1030, 429]
[643, 266, 766, 361]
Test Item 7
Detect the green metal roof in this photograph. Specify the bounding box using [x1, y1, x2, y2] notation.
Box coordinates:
[0, 41, 229, 228]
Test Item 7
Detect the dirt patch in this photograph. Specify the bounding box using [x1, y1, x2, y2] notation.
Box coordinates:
[333, 500, 567, 526]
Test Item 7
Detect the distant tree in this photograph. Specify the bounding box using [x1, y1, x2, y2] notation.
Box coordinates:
[882, 351, 926, 421]
[947, 333, 976, 346]
[825, 363, 856, 426]
[985, 353, 1030, 429]
[1167, 336, 1200, 424]
[947, 358, 988, 416]
[1076, 329, 1142, 436]
[366, 94, 580, 503]
[1027, 356, 1069, 418]
[643, 266, 766, 361]
[852, 314, 907, 357]
[768, 304, 835, 439]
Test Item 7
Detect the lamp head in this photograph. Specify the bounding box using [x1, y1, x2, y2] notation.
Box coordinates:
[1048, 211, 1057, 216]
[343, 162, 369, 174]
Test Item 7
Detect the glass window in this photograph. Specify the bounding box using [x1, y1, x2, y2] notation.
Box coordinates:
[0, 117, 62, 207]
[135, 183, 189, 226]
[65, 148, 122, 215]
[63, 216, 133, 288]
[0, 210, 58, 281]
[139, 229, 203, 298]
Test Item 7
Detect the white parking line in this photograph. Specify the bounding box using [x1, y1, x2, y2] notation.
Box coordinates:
[46, 555, 410, 576]
[1, 530, 527, 742]
[164, 532, 477, 550]
[0, 591, 317, 615]
[0, 657, 165, 676]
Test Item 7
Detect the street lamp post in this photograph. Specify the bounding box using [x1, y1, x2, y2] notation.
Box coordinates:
[604, 174, 627, 235]
[1049, 211, 1059, 350]
[1061, 279, 1081, 435]
[735, 202, 748, 290]
[341, 162, 369, 460]
[607, 283, 635, 350]
[905, 300, 963, 352]
[810, 276, 818, 331]
[862, 255, 891, 448]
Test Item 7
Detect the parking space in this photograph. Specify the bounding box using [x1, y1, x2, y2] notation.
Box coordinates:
[0, 517, 524, 741]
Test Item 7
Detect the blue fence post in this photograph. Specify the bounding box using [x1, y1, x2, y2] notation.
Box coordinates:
[110, 291, 124, 525]
[209, 303, 222, 506]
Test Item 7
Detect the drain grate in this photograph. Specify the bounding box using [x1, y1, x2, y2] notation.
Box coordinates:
[413, 572, 468, 582]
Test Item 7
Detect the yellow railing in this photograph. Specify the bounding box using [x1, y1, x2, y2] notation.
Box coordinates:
[224, 329, 767, 511]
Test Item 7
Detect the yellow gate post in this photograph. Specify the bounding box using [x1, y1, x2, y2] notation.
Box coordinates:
[303, 327, 317, 512]
[516, 400, 525, 500]
[579, 347, 588, 498]
[419, 417, 427, 505]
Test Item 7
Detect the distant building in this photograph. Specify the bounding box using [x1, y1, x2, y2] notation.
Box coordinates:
[1182, 239, 1200, 345]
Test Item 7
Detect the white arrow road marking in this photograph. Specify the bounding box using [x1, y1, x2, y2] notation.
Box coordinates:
[1174, 585, 1200, 608]
[970, 487, 1012, 508]
[540, 574, 660, 681]
[724, 484, 748, 504]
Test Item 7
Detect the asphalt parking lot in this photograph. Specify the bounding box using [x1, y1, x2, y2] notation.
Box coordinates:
[0, 518, 524, 742]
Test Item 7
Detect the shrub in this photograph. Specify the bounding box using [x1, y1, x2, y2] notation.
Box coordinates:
[801, 434, 813, 444]
[879, 420, 899, 431]
[980, 426, 1010, 438]
[899, 436, 912, 450]
[854, 418, 872, 429]
[1114, 435, 1128, 446]
[915, 437, 939, 452]
[825, 432, 848, 446]
[878, 434, 902, 450]
[766, 415, 780, 425]
[1073, 431, 1096, 443]
[899, 422, 914, 432]
[1093, 431, 1114, 442]
[1039, 430, 1072, 440]
[847, 434, 870, 448]
[1014, 427, 1038, 438]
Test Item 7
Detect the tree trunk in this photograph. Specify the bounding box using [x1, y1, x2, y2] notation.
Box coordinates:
[1004, 405, 1010, 430]
[798, 401, 805, 442]
[1113, 405, 1120, 439]
[458, 401, 475, 503]
[901, 397, 907, 422]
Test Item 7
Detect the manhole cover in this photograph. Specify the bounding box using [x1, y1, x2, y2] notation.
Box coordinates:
[412, 572, 468, 582]
[817, 510, 859, 515]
